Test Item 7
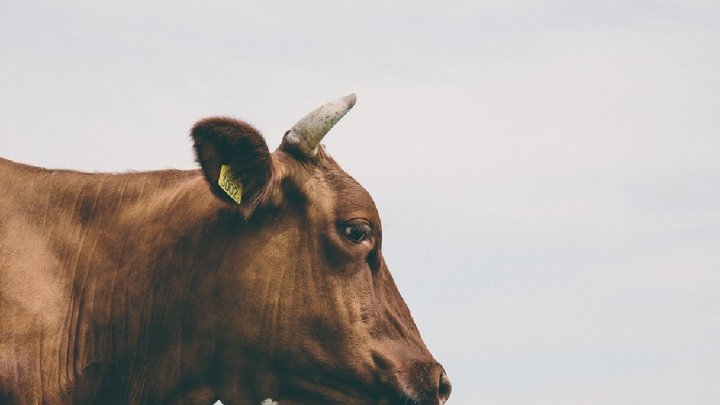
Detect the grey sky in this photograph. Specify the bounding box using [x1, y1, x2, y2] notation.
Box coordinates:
[2, 1, 719, 404]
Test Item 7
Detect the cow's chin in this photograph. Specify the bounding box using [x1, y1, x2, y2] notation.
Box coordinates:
[263, 376, 427, 405]
[236, 374, 402, 405]
[269, 378, 380, 405]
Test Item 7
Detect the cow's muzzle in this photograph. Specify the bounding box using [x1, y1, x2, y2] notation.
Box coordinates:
[385, 361, 452, 405]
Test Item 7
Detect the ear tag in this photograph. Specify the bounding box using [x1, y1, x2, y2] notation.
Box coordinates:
[218, 164, 243, 204]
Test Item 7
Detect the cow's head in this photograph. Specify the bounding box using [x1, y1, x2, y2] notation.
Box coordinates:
[190, 95, 451, 405]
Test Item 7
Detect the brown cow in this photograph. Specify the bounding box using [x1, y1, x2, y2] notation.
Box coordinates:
[0, 94, 451, 404]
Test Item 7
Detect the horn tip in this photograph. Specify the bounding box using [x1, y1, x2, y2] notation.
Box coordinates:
[344, 93, 357, 108]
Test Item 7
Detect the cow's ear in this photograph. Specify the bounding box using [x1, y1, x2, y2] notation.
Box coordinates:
[191, 117, 273, 215]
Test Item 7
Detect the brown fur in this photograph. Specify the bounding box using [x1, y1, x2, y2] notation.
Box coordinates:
[0, 116, 450, 404]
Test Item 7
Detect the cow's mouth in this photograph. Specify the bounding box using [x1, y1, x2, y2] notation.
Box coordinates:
[378, 385, 450, 405]
[269, 375, 448, 405]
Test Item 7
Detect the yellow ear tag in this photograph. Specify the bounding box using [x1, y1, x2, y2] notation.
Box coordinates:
[218, 164, 243, 204]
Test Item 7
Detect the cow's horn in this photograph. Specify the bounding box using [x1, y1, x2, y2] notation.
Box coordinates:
[283, 93, 357, 157]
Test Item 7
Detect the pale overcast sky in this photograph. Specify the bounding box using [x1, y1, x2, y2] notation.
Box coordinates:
[2, 1, 719, 404]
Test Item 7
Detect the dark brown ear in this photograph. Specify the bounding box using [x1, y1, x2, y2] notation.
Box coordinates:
[191, 117, 273, 216]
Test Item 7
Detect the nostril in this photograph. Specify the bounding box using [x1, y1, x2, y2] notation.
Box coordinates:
[438, 371, 452, 400]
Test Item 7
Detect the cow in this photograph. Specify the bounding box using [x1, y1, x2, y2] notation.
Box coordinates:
[0, 94, 451, 405]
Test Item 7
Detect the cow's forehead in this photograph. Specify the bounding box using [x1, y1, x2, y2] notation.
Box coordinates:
[323, 160, 379, 223]
[272, 149, 380, 226]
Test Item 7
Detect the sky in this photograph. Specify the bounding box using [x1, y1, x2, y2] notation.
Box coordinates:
[2, 1, 719, 404]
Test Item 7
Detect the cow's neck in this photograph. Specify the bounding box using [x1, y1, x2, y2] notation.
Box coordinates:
[89, 170, 227, 400]
[86, 171, 233, 401]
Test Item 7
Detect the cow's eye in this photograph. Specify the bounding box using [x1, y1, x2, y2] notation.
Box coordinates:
[343, 221, 372, 244]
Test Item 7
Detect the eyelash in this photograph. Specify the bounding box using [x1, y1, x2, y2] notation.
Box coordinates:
[343, 222, 373, 244]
